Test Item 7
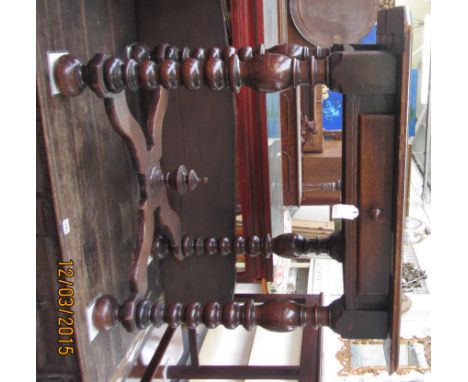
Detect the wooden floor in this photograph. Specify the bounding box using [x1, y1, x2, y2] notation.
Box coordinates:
[36, 0, 236, 380]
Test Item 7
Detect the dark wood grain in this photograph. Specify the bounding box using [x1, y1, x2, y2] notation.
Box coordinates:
[93, 294, 333, 333]
[37, 93, 81, 382]
[357, 114, 394, 295]
[179, 231, 343, 262]
[135, 0, 237, 305]
[377, 6, 412, 374]
[130, 294, 323, 381]
[53, 43, 328, 95]
[36, 1, 155, 380]
[326, 7, 412, 367]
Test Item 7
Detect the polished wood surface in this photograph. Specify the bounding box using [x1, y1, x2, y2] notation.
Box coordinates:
[358, 114, 394, 295]
[53, 44, 327, 95]
[179, 231, 343, 262]
[91, 294, 332, 333]
[131, 294, 323, 382]
[377, 7, 412, 373]
[37, 94, 81, 381]
[339, 6, 411, 372]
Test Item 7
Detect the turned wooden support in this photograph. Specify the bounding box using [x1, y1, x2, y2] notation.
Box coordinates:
[177, 230, 343, 262]
[54, 45, 328, 97]
[93, 294, 336, 333]
[93, 293, 385, 339]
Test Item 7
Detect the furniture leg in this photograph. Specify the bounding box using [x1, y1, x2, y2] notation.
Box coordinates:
[93, 294, 338, 333]
[178, 231, 343, 262]
[53, 45, 328, 96]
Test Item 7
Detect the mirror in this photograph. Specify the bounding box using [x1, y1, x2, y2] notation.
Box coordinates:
[336, 337, 431, 376]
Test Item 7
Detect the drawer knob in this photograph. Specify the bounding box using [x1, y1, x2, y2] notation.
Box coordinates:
[369, 208, 382, 220]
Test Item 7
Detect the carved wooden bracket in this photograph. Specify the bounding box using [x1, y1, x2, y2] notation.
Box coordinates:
[104, 88, 185, 296]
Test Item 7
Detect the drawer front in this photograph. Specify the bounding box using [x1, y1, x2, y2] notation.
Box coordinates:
[357, 114, 395, 295]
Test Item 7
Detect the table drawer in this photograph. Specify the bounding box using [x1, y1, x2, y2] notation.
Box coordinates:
[357, 114, 395, 295]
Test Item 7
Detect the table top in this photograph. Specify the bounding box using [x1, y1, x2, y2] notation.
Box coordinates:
[37, 1, 149, 380]
[37, 0, 237, 380]
[379, 7, 413, 374]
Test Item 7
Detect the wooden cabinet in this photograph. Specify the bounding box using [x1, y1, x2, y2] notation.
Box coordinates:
[279, 4, 339, 207]
[302, 139, 342, 205]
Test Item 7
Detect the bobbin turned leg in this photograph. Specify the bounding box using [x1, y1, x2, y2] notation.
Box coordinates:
[93, 294, 341, 333]
[93, 293, 387, 339]
[54, 46, 329, 97]
[177, 231, 343, 262]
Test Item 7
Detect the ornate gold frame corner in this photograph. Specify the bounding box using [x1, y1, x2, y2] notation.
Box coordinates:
[336, 336, 431, 376]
